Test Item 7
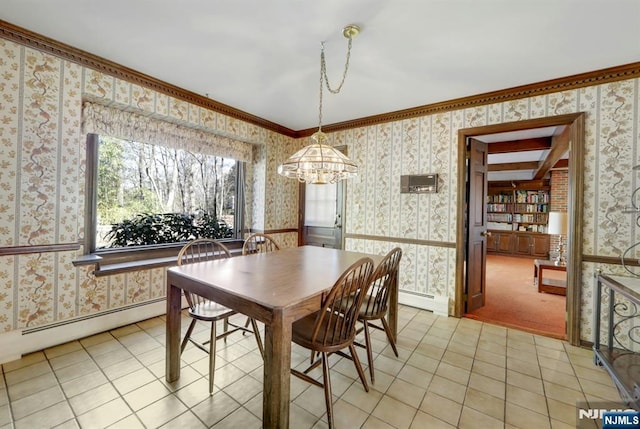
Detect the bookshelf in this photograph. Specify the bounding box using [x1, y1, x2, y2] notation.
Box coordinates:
[487, 185, 550, 233]
[486, 181, 551, 258]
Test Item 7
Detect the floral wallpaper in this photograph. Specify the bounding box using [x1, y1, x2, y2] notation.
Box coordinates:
[335, 80, 640, 336]
[0, 35, 639, 345]
[264, 131, 299, 231]
[0, 38, 294, 332]
[337, 115, 459, 303]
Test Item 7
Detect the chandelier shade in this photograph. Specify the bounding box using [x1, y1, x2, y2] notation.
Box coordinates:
[277, 24, 361, 185]
[277, 131, 357, 184]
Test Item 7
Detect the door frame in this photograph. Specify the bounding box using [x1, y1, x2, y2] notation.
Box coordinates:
[454, 112, 585, 345]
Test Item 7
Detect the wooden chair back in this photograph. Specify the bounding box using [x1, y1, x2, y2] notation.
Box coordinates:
[176, 238, 231, 307]
[310, 257, 374, 351]
[361, 247, 402, 319]
[242, 233, 280, 255]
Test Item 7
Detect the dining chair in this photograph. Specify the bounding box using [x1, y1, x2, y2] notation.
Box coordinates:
[240, 233, 281, 332]
[177, 238, 264, 394]
[242, 232, 280, 255]
[356, 247, 403, 384]
[291, 257, 374, 429]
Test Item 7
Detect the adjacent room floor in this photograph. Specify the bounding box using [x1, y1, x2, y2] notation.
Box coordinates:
[0, 305, 619, 428]
[466, 255, 566, 339]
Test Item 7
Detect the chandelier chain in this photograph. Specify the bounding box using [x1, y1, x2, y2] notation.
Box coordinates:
[317, 36, 354, 132]
[321, 37, 353, 94]
[278, 25, 359, 184]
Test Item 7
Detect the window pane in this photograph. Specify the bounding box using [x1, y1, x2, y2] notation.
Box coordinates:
[304, 183, 337, 227]
[95, 135, 239, 248]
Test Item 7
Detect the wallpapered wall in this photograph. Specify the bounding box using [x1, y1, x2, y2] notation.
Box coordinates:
[0, 36, 638, 343]
[331, 79, 639, 342]
[337, 121, 457, 304]
[0, 38, 299, 333]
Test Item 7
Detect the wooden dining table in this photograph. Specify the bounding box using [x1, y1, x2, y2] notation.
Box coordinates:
[165, 245, 395, 428]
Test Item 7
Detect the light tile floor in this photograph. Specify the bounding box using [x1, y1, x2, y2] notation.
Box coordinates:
[0, 306, 621, 429]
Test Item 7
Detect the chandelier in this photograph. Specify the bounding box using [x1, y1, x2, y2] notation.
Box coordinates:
[278, 25, 361, 184]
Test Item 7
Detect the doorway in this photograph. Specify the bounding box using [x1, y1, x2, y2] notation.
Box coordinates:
[301, 181, 344, 248]
[454, 113, 585, 345]
[297, 145, 348, 249]
[467, 134, 568, 338]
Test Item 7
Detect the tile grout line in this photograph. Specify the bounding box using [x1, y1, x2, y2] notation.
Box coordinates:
[50, 331, 137, 428]
[108, 318, 206, 428]
[384, 309, 433, 427]
[456, 317, 482, 428]
[1, 362, 16, 429]
[151, 316, 261, 427]
[1, 307, 622, 429]
[533, 335, 555, 429]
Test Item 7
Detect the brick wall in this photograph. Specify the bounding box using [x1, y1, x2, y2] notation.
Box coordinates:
[550, 170, 568, 211]
[549, 169, 569, 259]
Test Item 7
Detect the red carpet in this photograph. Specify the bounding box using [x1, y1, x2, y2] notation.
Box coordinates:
[465, 254, 566, 339]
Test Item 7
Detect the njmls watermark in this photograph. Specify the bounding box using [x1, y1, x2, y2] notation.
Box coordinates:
[577, 401, 640, 429]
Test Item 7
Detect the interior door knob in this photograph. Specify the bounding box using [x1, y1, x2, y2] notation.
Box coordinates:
[481, 231, 492, 237]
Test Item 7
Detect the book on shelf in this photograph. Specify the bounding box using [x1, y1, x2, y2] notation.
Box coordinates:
[515, 223, 547, 233]
[515, 190, 549, 204]
[513, 213, 547, 223]
[487, 203, 512, 212]
[487, 213, 512, 222]
[514, 203, 548, 213]
[487, 193, 514, 203]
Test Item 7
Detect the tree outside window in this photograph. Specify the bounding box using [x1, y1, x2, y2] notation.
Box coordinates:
[94, 135, 240, 248]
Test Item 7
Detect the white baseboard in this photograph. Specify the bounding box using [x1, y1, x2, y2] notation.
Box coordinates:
[399, 291, 449, 317]
[0, 292, 448, 365]
[0, 299, 173, 365]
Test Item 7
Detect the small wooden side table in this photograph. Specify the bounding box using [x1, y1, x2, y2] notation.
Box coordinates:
[534, 259, 567, 295]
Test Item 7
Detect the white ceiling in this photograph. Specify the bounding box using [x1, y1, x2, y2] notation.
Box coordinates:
[1, 0, 639, 132]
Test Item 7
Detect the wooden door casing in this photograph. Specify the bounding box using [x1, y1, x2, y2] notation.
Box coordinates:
[456, 112, 585, 345]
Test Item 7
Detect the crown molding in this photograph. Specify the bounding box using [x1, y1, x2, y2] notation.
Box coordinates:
[2, 20, 638, 140]
[296, 61, 640, 137]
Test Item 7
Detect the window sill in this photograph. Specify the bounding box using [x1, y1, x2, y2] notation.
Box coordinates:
[72, 240, 245, 277]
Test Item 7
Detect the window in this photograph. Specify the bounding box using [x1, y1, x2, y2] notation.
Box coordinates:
[304, 183, 338, 228]
[86, 134, 243, 251]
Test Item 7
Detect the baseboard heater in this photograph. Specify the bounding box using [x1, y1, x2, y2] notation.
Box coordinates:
[398, 291, 449, 317]
[1, 291, 448, 364]
[0, 297, 183, 365]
